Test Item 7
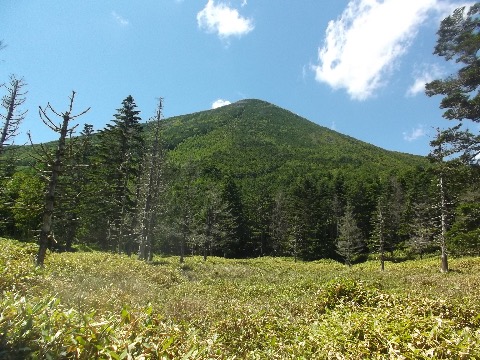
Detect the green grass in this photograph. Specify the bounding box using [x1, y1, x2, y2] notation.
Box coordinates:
[1, 237, 479, 359]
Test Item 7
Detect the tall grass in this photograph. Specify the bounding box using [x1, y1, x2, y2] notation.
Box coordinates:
[1, 238, 479, 359]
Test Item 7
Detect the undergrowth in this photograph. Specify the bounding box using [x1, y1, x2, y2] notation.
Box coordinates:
[1, 238, 479, 359]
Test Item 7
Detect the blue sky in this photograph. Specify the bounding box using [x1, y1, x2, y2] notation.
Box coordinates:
[0, 0, 473, 155]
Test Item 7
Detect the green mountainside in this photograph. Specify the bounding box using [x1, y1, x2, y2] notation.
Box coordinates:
[160, 98, 427, 190]
[1, 98, 435, 260]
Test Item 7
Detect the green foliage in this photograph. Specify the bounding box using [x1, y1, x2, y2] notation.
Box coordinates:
[425, 4, 480, 163]
[1, 238, 479, 358]
[0, 170, 44, 239]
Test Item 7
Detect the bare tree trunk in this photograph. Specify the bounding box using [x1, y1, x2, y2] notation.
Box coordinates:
[35, 91, 89, 266]
[139, 98, 163, 260]
[439, 174, 449, 272]
[0, 76, 27, 155]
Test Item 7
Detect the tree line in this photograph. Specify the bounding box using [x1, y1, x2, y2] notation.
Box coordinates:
[0, 4, 479, 270]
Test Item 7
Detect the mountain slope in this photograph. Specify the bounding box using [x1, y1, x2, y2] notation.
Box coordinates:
[160, 99, 427, 190]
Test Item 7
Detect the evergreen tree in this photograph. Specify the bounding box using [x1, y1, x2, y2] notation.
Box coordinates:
[220, 176, 247, 257]
[336, 203, 363, 266]
[270, 191, 290, 256]
[195, 186, 232, 260]
[288, 177, 319, 260]
[407, 199, 434, 259]
[96, 95, 144, 253]
[425, 4, 480, 162]
[54, 124, 95, 251]
[370, 195, 389, 271]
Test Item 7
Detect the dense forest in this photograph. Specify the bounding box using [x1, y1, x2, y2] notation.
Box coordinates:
[0, 4, 479, 270]
[0, 95, 478, 267]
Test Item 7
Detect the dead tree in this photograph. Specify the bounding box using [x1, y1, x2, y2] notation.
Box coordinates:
[0, 75, 27, 154]
[138, 98, 164, 261]
[429, 128, 457, 273]
[35, 91, 90, 266]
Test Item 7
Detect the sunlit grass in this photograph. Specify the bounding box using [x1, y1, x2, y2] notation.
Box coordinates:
[1, 237, 479, 359]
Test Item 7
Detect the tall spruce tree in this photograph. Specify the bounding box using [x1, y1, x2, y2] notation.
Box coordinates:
[425, 4, 480, 162]
[97, 95, 144, 254]
[270, 191, 290, 256]
[370, 195, 389, 271]
[336, 203, 363, 266]
[407, 199, 434, 259]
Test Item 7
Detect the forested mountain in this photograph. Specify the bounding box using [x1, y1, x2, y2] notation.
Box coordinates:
[1, 97, 478, 263]
[162, 99, 425, 181]
[154, 99, 431, 260]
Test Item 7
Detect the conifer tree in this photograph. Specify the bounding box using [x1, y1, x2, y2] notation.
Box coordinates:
[270, 191, 290, 256]
[336, 203, 363, 266]
[54, 124, 95, 250]
[195, 186, 231, 261]
[220, 176, 247, 257]
[370, 195, 388, 271]
[425, 4, 480, 162]
[407, 200, 434, 259]
[96, 95, 144, 253]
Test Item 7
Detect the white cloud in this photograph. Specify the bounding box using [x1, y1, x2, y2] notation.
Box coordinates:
[406, 64, 444, 97]
[197, 0, 254, 40]
[313, 0, 440, 100]
[403, 125, 427, 141]
[111, 11, 129, 26]
[212, 99, 232, 109]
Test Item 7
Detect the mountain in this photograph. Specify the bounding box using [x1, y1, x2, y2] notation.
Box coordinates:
[158, 99, 427, 193]
[1, 98, 432, 260]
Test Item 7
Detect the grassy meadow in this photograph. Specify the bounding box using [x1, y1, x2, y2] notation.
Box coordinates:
[1, 237, 479, 359]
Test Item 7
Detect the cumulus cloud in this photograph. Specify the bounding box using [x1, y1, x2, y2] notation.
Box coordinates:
[111, 11, 129, 26]
[406, 64, 444, 97]
[313, 0, 439, 100]
[197, 0, 254, 39]
[212, 99, 232, 109]
[403, 125, 427, 141]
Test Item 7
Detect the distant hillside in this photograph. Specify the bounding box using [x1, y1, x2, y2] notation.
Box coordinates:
[158, 99, 428, 192]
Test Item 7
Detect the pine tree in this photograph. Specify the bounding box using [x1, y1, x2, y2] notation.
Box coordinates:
[270, 191, 290, 256]
[407, 199, 434, 259]
[370, 195, 389, 271]
[195, 186, 231, 261]
[336, 203, 363, 266]
[425, 4, 480, 162]
[96, 95, 144, 253]
[54, 124, 95, 250]
[220, 176, 247, 257]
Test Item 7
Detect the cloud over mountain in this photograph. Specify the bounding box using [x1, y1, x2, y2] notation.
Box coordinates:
[197, 0, 254, 40]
